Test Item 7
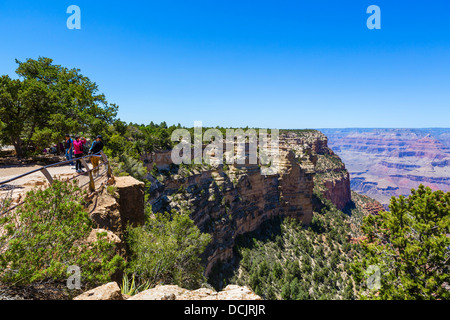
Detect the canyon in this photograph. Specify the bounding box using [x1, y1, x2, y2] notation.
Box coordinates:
[144, 130, 355, 275]
[320, 128, 450, 208]
[0, 129, 382, 300]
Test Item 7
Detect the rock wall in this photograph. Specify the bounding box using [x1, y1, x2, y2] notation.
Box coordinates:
[115, 176, 146, 229]
[281, 131, 352, 210]
[88, 176, 145, 237]
[320, 171, 351, 210]
[147, 143, 315, 275]
[145, 130, 353, 274]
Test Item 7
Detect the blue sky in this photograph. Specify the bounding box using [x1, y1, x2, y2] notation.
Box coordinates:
[1, 0, 450, 128]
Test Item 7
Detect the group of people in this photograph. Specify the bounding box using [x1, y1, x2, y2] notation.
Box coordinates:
[64, 134, 104, 174]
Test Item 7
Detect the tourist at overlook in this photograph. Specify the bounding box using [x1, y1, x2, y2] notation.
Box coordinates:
[89, 135, 104, 175]
[64, 134, 74, 166]
[73, 135, 87, 173]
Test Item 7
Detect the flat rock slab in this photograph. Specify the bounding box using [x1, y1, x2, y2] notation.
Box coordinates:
[73, 282, 122, 300]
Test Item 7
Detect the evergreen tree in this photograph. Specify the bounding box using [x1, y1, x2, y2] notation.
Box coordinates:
[353, 185, 450, 299]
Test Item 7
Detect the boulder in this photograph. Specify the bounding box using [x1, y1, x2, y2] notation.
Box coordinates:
[73, 283, 262, 300]
[217, 285, 262, 300]
[177, 288, 218, 300]
[127, 285, 187, 300]
[126, 285, 262, 300]
[73, 282, 122, 300]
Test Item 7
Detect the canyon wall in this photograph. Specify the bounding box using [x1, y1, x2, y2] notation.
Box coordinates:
[145, 130, 352, 275]
[281, 131, 352, 210]
[146, 146, 315, 275]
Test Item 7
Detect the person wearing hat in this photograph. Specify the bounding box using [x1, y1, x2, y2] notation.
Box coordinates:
[89, 135, 104, 175]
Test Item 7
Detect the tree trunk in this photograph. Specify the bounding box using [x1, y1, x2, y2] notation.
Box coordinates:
[12, 138, 24, 159]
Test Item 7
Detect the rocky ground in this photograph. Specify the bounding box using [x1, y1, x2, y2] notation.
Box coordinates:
[73, 282, 261, 300]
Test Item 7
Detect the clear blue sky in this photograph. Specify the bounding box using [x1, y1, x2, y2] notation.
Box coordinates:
[1, 0, 450, 128]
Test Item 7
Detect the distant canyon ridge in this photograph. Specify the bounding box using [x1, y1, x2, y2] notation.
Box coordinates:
[320, 128, 450, 209]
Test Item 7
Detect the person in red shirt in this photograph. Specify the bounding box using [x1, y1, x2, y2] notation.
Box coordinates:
[73, 135, 87, 173]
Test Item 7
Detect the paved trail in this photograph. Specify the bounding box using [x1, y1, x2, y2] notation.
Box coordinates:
[0, 163, 92, 199]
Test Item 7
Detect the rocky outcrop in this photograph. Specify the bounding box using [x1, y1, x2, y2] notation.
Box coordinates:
[320, 171, 351, 210]
[363, 201, 385, 215]
[147, 140, 316, 275]
[73, 282, 123, 300]
[141, 150, 173, 172]
[115, 176, 145, 229]
[215, 285, 262, 300]
[281, 130, 352, 210]
[145, 130, 355, 275]
[128, 285, 186, 300]
[88, 176, 145, 236]
[87, 228, 122, 244]
[74, 283, 261, 300]
[88, 189, 121, 233]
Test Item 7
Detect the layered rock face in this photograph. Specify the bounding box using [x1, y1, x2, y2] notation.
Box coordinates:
[146, 130, 352, 275]
[320, 174, 351, 210]
[281, 131, 352, 210]
[321, 128, 450, 207]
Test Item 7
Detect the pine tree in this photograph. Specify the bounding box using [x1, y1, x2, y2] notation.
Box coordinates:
[353, 185, 450, 299]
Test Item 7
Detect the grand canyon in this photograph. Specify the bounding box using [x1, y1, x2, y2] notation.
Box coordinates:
[2, 1, 450, 305]
[320, 128, 450, 209]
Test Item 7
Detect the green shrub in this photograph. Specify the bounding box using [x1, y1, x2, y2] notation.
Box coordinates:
[126, 209, 211, 289]
[223, 210, 362, 300]
[120, 273, 150, 296]
[106, 185, 118, 197]
[112, 154, 148, 181]
[0, 180, 125, 288]
[353, 185, 450, 300]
